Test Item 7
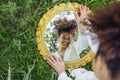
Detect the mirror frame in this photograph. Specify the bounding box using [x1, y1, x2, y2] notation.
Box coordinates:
[36, 2, 94, 69]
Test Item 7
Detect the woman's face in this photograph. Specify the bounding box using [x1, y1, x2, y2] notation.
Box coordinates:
[58, 32, 71, 49]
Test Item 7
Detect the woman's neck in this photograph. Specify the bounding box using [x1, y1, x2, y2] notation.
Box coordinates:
[58, 48, 66, 59]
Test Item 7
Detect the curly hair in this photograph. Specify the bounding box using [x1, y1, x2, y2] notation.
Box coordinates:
[89, 2, 120, 79]
[54, 18, 77, 37]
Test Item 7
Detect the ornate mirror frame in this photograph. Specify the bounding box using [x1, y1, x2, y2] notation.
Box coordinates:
[36, 2, 94, 69]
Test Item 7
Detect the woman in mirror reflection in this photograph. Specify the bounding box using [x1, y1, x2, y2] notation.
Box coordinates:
[47, 2, 120, 80]
[53, 18, 89, 62]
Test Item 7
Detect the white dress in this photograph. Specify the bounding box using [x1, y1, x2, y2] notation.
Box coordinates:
[54, 34, 89, 61]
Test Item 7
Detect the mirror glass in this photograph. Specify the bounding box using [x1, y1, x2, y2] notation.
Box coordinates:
[44, 11, 90, 62]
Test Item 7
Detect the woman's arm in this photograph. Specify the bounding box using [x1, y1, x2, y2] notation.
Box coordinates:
[74, 5, 99, 54]
[74, 4, 91, 33]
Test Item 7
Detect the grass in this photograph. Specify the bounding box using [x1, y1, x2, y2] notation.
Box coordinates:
[0, 0, 113, 80]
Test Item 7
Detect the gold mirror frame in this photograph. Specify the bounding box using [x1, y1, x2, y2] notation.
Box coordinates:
[36, 2, 94, 69]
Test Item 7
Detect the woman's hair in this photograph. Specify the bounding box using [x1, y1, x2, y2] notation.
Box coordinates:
[54, 18, 77, 37]
[89, 2, 120, 79]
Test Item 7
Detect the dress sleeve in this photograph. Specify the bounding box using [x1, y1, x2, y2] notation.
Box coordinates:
[85, 30, 100, 54]
[58, 72, 72, 80]
[72, 34, 89, 54]
[77, 21, 100, 54]
[63, 34, 89, 61]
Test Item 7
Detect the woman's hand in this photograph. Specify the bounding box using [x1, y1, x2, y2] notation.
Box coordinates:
[74, 4, 91, 30]
[47, 54, 65, 75]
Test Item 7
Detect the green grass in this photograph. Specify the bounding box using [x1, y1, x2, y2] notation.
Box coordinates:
[0, 0, 113, 80]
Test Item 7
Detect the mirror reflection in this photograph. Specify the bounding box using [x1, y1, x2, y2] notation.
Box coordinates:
[44, 11, 90, 61]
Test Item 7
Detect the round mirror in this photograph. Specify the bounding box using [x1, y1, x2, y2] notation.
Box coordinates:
[44, 11, 90, 62]
[36, 2, 94, 69]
